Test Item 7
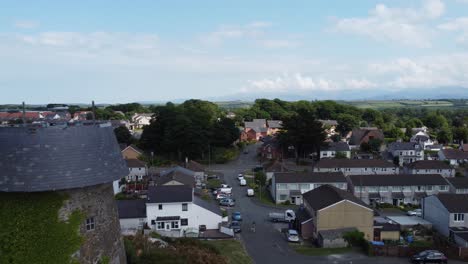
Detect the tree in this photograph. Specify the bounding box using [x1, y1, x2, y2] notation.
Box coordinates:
[368, 138, 383, 152]
[114, 126, 133, 145]
[336, 113, 359, 135]
[277, 109, 326, 164]
[254, 171, 267, 187]
[437, 126, 453, 144]
[424, 113, 448, 130]
[453, 126, 468, 143]
[335, 152, 348, 159]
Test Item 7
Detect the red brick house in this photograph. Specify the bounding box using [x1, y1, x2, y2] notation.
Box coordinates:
[349, 127, 384, 147]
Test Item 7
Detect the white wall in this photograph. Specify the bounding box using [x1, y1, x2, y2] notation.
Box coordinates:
[314, 167, 398, 176]
[423, 196, 450, 237]
[120, 218, 146, 230]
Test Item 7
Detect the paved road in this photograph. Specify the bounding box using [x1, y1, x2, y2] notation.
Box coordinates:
[210, 144, 465, 264]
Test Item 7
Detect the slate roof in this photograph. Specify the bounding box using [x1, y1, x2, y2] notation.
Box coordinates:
[275, 172, 346, 184]
[349, 174, 448, 187]
[121, 144, 144, 154]
[302, 185, 370, 212]
[185, 160, 205, 172]
[193, 196, 222, 216]
[436, 193, 468, 213]
[147, 185, 193, 203]
[442, 149, 468, 160]
[406, 160, 452, 170]
[161, 166, 196, 177]
[264, 160, 288, 172]
[388, 142, 421, 151]
[318, 119, 338, 126]
[349, 127, 384, 145]
[267, 120, 282, 129]
[0, 126, 128, 192]
[156, 172, 196, 187]
[126, 159, 147, 168]
[117, 199, 147, 219]
[447, 178, 468, 189]
[315, 159, 396, 168]
[321, 142, 350, 152]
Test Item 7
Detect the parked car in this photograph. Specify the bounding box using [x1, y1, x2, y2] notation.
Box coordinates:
[219, 198, 236, 207]
[237, 174, 244, 180]
[213, 186, 232, 195]
[232, 211, 242, 221]
[243, 149, 249, 154]
[230, 221, 241, 233]
[239, 179, 247, 186]
[407, 209, 422, 217]
[410, 250, 447, 264]
[216, 193, 231, 200]
[286, 229, 300, 243]
[247, 188, 254, 197]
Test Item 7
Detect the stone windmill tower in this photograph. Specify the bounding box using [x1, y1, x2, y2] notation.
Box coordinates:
[0, 125, 128, 264]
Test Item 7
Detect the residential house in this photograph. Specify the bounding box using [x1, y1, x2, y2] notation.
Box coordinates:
[264, 160, 289, 180]
[297, 185, 373, 243]
[410, 131, 435, 149]
[160, 166, 202, 187]
[130, 113, 153, 130]
[423, 194, 468, 247]
[412, 126, 429, 134]
[126, 159, 147, 181]
[387, 142, 424, 166]
[242, 119, 283, 141]
[318, 119, 339, 138]
[373, 221, 400, 242]
[349, 127, 384, 148]
[121, 144, 144, 159]
[156, 167, 197, 187]
[320, 142, 351, 159]
[266, 120, 282, 135]
[447, 178, 468, 194]
[185, 160, 206, 182]
[72, 111, 91, 121]
[146, 185, 223, 237]
[313, 159, 398, 176]
[348, 174, 450, 206]
[117, 199, 147, 234]
[271, 172, 347, 204]
[405, 160, 455, 178]
[426, 144, 443, 152]
[438, 149, 468, 166]
[259, 136, 281, 160]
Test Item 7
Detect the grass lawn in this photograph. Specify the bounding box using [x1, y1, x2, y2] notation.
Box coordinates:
[291, 244, 353, 256]
[203, 240, 252, 264]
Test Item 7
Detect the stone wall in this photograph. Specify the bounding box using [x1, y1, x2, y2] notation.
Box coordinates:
[59, 183, 126, 264]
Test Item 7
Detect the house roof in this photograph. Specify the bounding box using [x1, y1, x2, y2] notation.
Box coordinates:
[267, 120, 282, 129]
[126, 159, 147, 168]
[349, 174, 448, 187]
[318, 119, 338, 126]
[406, 160, 452, 170]
[349, 127, 384, 145]
[193, 196, 222, 216]
[275, 172, 346, 184]
[315, 159, 396, 169]
[0, 126, 128, 192]
[161, 166, 196, 177]
[185, 160, 205, 172]
[156, 171, 196, 187]
[121, 144, 144, 154]
[117, 199, 147, 219]
[321, 142, 350, 152]
[388, 142, 421, 151]
[264, 160, 288, 172]
[147, 185, 193, 203]
[441, 149, 468, 160]
[302, 185, 370, 212]
[448, 178, 468, 189]
[435, 193, 468, 213]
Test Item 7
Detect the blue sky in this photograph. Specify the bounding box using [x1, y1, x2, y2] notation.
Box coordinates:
[1, 0, 468, 103]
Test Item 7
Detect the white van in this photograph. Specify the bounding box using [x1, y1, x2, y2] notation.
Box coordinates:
[247, 188, 254, 197]
[239, 179, 247, 186]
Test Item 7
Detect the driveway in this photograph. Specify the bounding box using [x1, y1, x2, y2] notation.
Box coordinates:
[209, 144, 466, 264]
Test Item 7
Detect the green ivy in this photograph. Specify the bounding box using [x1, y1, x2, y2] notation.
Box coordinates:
[0, 192, 84, 264]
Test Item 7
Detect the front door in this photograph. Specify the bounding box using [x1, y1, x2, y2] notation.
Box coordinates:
[291, 196, 296, 204]
[392, 199, 398, 206]
[165, 222, 171, 231]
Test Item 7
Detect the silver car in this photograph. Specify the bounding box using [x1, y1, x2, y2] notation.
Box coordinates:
[219, 198, 235, 207]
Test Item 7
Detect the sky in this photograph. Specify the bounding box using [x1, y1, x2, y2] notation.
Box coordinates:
[1, 0, 468, 104]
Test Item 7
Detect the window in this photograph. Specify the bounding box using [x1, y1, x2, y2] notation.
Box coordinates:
[279, 194, 287, 200]
[288, 184, 298, 190]
[171, 221, 179, 229]
[181, 219, 188, 226]
[402, 186, 411, 192]
[182, 203, 188, 211]
[380, 186, 388, 192]
[454, 213, 465, 222]
[392, 186, 401, 192]
[299, 184, 309, 190]
[86, 217, 95, 231]
[426, 185, 433, 191]
[417, 186, 424, 192]
[158, 204, 163, 210]
[277, 184, 287, 190]
[368, 187, 378, 193]
[354, 186, 361, 192]
[157, 222, 164, 229]
[439, 185, 448, 191]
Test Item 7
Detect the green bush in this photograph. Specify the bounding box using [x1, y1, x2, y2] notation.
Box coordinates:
[282, 200, 291, 205]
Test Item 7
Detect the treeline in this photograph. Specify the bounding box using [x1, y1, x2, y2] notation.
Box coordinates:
[139, 100, 239, 161]
[232, 99, 468, 144]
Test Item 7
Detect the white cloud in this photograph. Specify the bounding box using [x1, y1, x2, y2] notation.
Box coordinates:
[438, 17, 468, 43]
[332, 0, 445, 47]
[14, 20, 40, 29]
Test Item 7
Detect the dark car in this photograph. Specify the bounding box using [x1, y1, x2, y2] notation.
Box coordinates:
[230, 221, 241, 233]
[410, 250, 448, 264]
[232, 211, 242, 221]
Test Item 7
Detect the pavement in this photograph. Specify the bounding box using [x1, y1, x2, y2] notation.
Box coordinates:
[209, 143, 466, 264]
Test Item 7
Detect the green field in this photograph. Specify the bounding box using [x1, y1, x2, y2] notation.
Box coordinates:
[203, 240, 252, 264]
[342, 100, 461, 109]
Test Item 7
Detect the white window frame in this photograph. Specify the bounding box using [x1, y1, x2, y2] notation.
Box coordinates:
[86, 217, 95, 231]
[157, 221, 164, 230]
[454, 213, 465, 222]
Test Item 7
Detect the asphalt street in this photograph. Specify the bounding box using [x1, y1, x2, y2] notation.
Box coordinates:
[210, 143, 466, 264]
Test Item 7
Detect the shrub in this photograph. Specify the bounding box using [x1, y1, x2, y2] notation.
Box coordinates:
[282, 200, 291, 205]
